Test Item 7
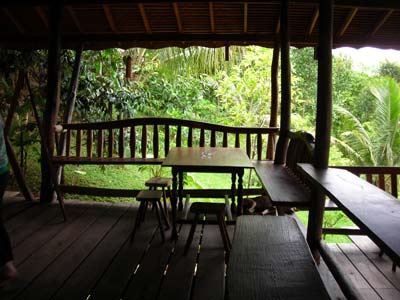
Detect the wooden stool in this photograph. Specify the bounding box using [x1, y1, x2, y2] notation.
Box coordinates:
[131, 190, 170, 242]
[145, 177, 172, 225]
[184, 202, 231, 255]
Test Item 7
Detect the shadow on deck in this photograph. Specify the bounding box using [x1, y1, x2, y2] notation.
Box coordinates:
[1, 194, 400, 300]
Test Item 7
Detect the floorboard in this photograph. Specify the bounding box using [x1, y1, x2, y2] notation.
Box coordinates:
[158, 224, 201, 300]
[2, 196, 398, 300]
[1, 203, 110, 300]
[88, 213, 158, 300]
[51, 205, 135, 300]
[14, 204, 128, 300]
[192, 222, 226, 300]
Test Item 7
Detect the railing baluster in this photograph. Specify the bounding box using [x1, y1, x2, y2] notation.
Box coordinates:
[87, 129, 93, 157]
[366, 173, 373, 183]
[97, 129, 104, 157]
[200, 128, 205, 147]
[257, 133, 262, 160]
[391, 174, 398, 198]
[246, 133, 251, 157]
[165, 125, 170, 156]
[76, 129, 82, 157]
[378, 173, 385, 190]
[66, 129, 71, 157]
[153, 124, 159, 159]
[223, 132, 228, 147]
[130, 126, 136, 158]
[108, 128, 114, 158]
[118, 127, 124, 158]
[142, 125, 147, 158]
[176, 125, 182, 147]
[235, 132, 240, 148]
[188, 127, 193, 147]
[210, 130, 216, 147]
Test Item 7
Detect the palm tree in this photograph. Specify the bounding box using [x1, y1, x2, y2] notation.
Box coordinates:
[335, 77, 400, 166]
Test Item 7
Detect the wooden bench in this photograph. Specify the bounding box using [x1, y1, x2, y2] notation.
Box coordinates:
[227, 215, 331, 300]
[253, 131, 314, 207]
[52, 117, 278, 198]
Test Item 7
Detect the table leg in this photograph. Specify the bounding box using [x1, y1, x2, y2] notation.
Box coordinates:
[231, 172, 237, 214]
[178, 171, 184, 211]
[171, 168, 178, 239]
[237, 169, 244, 216]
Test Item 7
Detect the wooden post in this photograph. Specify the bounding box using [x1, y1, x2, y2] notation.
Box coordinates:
[274, 0, 291, 165]
[125, 55, 132, 79]
[267, 42, 279, 160]
[4, 70, 34, 202]
[41, 3, 63, 203]
[58, 45, 83, 156]
[307, 0, 333, 262]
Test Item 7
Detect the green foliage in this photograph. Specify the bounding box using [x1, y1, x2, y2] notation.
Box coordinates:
[335, 77, 400, 166]
[379, 60, 400, 82]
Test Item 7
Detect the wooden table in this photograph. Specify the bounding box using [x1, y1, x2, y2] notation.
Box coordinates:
[298, 163, 400, 266]
[162, 147, 253, 238]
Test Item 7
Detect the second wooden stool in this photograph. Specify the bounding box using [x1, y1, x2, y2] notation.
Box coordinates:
[184, 202, 231, 254]
[131, 190, 170, 242]
[145, 177, 172, 225]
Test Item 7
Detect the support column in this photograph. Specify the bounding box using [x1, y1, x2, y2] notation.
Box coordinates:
[41, 4, 63, 203]
[307, 0, 333, 262]
[274, 0, 291, 164]
[267, 42, 280, 160]
[4, 71, 34, 202]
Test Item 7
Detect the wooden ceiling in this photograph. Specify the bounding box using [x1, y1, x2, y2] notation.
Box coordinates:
[1, 1, 400, 50]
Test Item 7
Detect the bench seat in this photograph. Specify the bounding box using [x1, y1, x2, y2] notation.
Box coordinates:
[227, 216, 330, 300]
[52, 156, 164, 165]
[253, 161, 311, 207]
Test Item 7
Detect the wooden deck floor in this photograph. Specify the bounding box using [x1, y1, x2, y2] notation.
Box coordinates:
[1, 194, 400, 300]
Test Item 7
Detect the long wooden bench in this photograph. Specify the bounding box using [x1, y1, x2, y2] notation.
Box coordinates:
[227, 215, 331, 300]
[52, 117, 278, 198]
[253, 131, 314, 207]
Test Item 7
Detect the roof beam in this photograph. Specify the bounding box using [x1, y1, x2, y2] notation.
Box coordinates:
[138, 4, 152, 33]
[337, 7, 358, 37]
[35, 6, 49, 29]
[2, 8, 25, 34]
[66, 6, 83, 33]
[103, 4, 118, 33]
[2, 1, 400, 10]
[370, 9, 393, 37]
[307, 8, 319, 35]
[243, 2, 248, 33]
[209, 2, 215, 33]
[173, 2, 183, 33]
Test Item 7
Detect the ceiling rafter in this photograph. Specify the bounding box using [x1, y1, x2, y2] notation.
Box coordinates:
[275, 17, 280, 34]
[173, 2, 183, 33]
[370, 9, 393, 37]
[243, 2, 248, 33]
[337, 7, 358, 37]
[138, 4, 152, 33]
[103, 4, 118, 33]
[307, 8, 319, 35]
[35, 6, 48, 29]
[66, 6, 83, 33]
[209, 2, 215, 33]
[2, 8, 25, 34]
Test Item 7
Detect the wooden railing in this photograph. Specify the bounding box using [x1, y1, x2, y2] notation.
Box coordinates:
[53, 117, 279, 198]
[54, 117, 279, 163]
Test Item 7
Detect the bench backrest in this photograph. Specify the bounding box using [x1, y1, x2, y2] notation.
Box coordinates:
[56, 117, 279, 161]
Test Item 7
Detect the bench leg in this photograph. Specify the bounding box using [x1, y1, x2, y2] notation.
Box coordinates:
[154, 201, 166, 242]
[217, 213, 231, 253]
[158, 200, 170, 229]
[162, 187, 170, 225]
[184, 212, 199, 255]
[131, 201, 145, 241]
